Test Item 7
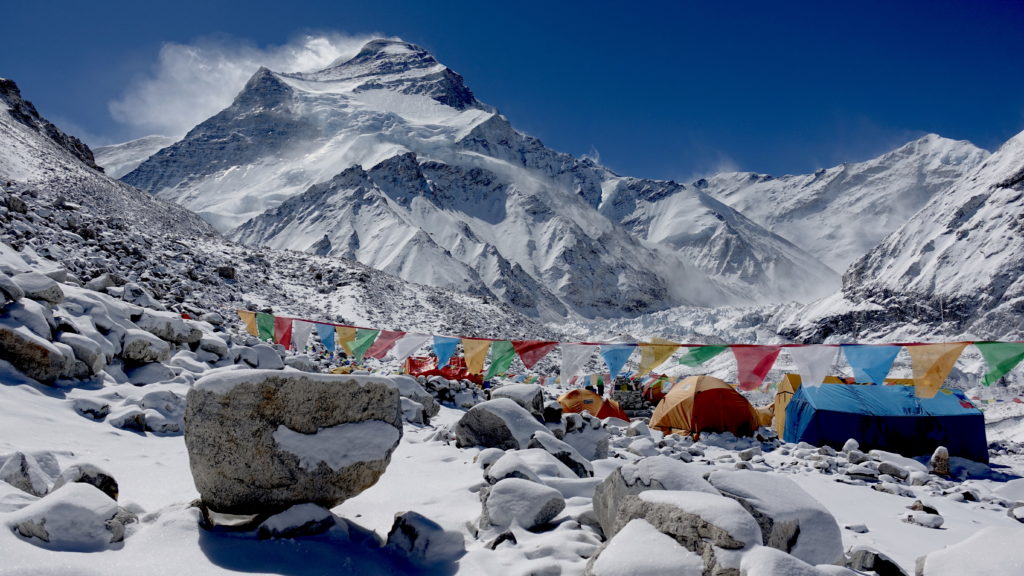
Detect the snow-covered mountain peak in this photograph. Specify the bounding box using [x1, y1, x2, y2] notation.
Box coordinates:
[0, 78, 101, 172]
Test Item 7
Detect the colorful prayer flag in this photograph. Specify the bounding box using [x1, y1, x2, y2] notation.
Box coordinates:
[432, 336, 460, 367]
[732, 345, 781, 391]
[335, 326, 356, 356]
[350, 328, 380, 362]
[291, 320, 314, 352]
[786, 345, 837, 388]
[237, 310, 258, 337]
[391, 333, 430, 363]
[315, 323, 336, 353]
[908, 342, 969, 399]
[600, 344, 634, 379]
[365, 330, 406, 359]
[463, 338, 492, 375]
[512, 340, 559, 369]
[637, 337, 679, 375]
[561, 343, 593, 381]
[678, 345, 727, 367]
[485, 340, 516, 380]
[842, 344, 900, 384]
[256, 312, 274, 342]
[975, 341, 1024, 386]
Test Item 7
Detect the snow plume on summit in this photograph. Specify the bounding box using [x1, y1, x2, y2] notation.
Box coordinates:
[108, 33, 379, 139]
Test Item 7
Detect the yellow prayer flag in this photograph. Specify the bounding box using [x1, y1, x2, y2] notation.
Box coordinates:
[335, 326, 356, 356]
[908, 342, 969, 398]
[637, 337, 680, 376]
[237, 310, 258, 337]
[462, 338, 491, 375]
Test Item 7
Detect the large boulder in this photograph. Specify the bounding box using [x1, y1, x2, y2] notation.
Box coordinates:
[385, 511, 465, 567]
[594, 456, 718, 539]
[120, 329, 171, 363]
[50, 463, 119, 501]
[741, 546, 857, 576]
[0, 452, 52, 497]
[0, 322, 67, 383]
[479, 477, 565, 531]
[135, 309, 202, 345]
[491, 384, 545, 420]
[185, 370, 403, 515]
[706, 469, 843, 565]
[585, 518, 704, 576]
[454, 398, 549, 450]
[390, 375, 440, 418]
[915, 526, 1024, 575]
[562, 412, 610, 460]
[528, 431, 594, 478]
[57, 332, 106, 376]
[5, 483, 136, 551]
[11, 272, 63, 304]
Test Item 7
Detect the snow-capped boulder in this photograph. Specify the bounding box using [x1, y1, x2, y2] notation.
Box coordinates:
[0, 480, 38, 513]
[125, 361, 176, 385]
[483, 451, 542, 484]
[135, 309, 201, 344]
[256, 503, 336, 539]
[706, 469, 844, 565]
[561, 412, 610, 460]
[197, 334, 229, 359]
[846, 545, 909, 576]
[479, 477, 565, 530]
[491, 384, 545, 420]
[283, 354, 319, 372]
[528, 431, 594, 478]
[0, 452, 52, 497]
[385, 511, 465, 566]
[593, 456, 718, 538]
[543, 399, 563, 423]
[6, 483, 136, 551]
[184, 370, 402, 514]
[400, 397, 427, 425]
[585, 518, 704, 576]
[50, 463, 119, 501]
[390, 375, 440, 418]
[0, 322, 66, 383]
[120, 328, 171, 363]
[57, 332, 105, 376]
[11, 271, 63, 304]
[740, 546, 857, 576]
[619, 490, 763, 550]
[454, 398, 549, 450]
[251, 343, 284, 370]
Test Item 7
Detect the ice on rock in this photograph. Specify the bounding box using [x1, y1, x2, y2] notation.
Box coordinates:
[6, 483, 136, 551]
[479, 477, 565, 531]
[455, 398, 549, 450]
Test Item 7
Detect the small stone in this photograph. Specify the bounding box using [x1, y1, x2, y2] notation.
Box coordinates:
[256, 503, 336, 539]
[930, 446, 950, 476]
[909, 500, 939, 515]
[51, 464, 119, 501]
[842, 438, 860, 452]
[844, 523, 869, 533]
[905, 512, 944, 529]
[878, 461, 910, 480]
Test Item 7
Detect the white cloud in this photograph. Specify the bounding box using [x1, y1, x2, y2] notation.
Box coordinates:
[109, 33, 381, 139]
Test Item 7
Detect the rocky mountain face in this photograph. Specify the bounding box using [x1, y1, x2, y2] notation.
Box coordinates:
[0, 78, 558, 341]
[782, 129, 1024, 341]
[0, 78, 101, 172]
[122, 39, 838, 319]
[700, 134, 989, 271]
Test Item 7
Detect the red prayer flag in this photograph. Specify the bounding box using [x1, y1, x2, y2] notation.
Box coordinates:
[273, 317, 293, 350]
[732, 345, 782, 391]
[513, 340, 559, 369]
[365, 330, 406, 359]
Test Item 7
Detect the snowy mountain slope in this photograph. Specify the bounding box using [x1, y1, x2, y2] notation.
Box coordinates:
[783, 128, 1024, 341]
[0, 77, 557, 341]
[123, 38, 838, 318]
[701, 135, 988, 271]
[94, 135, 176, 178]
[0, 78, 101, 173]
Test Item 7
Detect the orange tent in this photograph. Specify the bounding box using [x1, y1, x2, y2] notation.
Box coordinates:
[557, 389, 630, 421]
[649, 375, 759, 438]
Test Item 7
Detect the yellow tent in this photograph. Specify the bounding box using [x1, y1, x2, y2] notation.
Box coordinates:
[649, 375, 759, 438]
[772, 373, 802, 436]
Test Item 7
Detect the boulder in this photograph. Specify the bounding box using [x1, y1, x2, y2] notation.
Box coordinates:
[120, 329, 171, 363]
[50, 463, 119, 501]
[6, 483, 136, 551]
[585, 518, 704, 576]
[454, 398, 549, 450]
[616, 490, 763, 551]
[491, 384, 545, 420]
[483, 451, 542, 484]
[390, 375, 440, 418]
[185, 370, 402, 514]
[706, 469, 844, 565]
[400, 397, 426, 425]
[542, 400, 563, 423]
[479, 477, 565, 530]
[134, 309, 202, 344]
[740, 545, 857, 576]
[0, 322, 66, 383]
[385, 511, 465, 566]
[284, 355, 319, 372]
[562, 412, 610, 460]
[593, 456, 718, 539]
[847, 545, 910, 576]
[0, 452, 52, 496]
[528, 431, 594, 478]
[11, 272, 63, 304]
[57, 332, 106, 376]
[929, 446, 950, 476]
[0, 271, 25, 303]
[252, 343, 284, 370]
[256, 503, 336, 539]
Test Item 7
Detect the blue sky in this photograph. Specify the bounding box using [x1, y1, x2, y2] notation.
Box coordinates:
[3, 0, 1023, 180]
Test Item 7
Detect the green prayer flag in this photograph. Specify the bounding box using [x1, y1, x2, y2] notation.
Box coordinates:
[976, 342, 1024, 386]
[485, 340, 516, 380]
[256, 312, 275, 342]
[678, 345, 728, 367]
[350, 329, 380, 362]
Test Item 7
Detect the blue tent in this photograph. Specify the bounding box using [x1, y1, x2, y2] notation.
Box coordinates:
[785, 384, 988, 463]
